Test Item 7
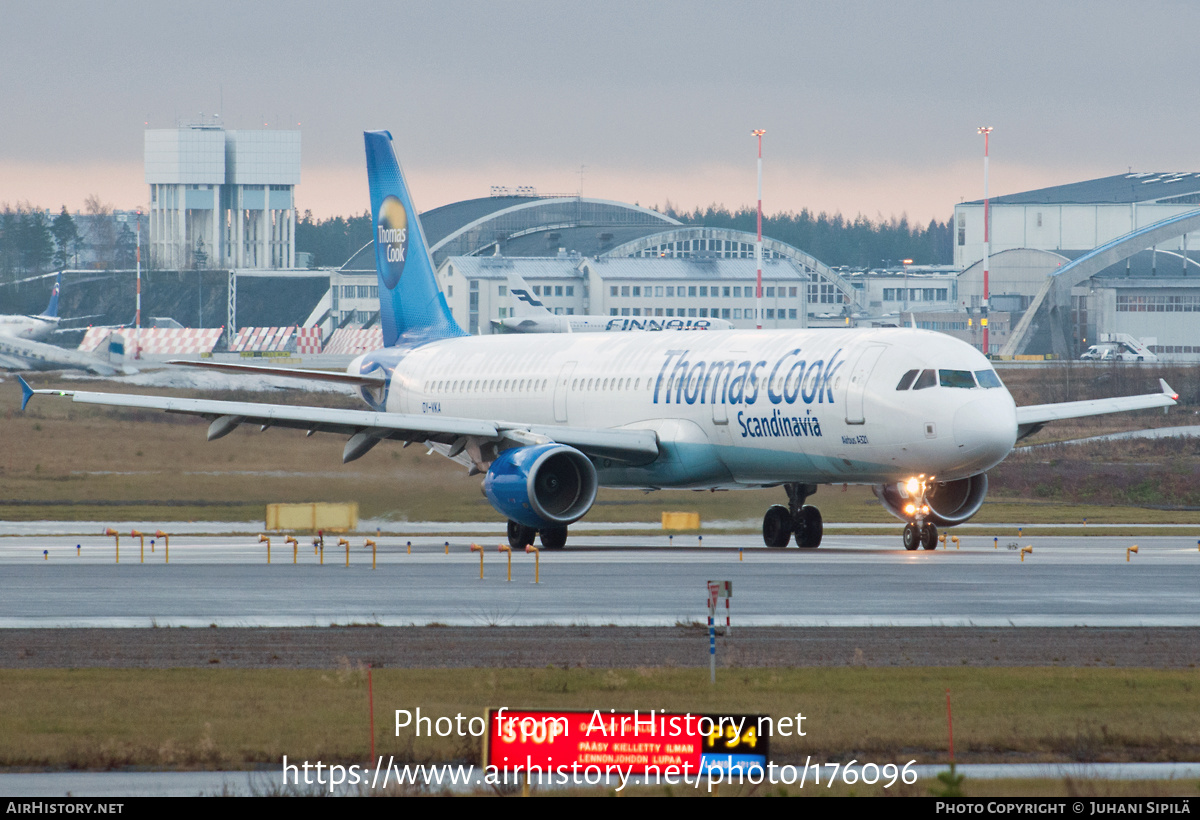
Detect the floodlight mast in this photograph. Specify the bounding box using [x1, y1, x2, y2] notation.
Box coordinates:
[752, 129, 766, 329]
[135, 212, 141, 331]
[977, 126, 993, 356]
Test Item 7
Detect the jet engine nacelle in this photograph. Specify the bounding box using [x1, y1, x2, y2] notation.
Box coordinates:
[873, 474, 989, 526]
[483, 443, 598, 529]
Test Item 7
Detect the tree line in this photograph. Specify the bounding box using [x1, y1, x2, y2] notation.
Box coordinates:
[3, 199, 952, 278]
[294, 204, 953, 269]
[295, 210, 373, 268]
[0, 197, 140, 282]
[663, 204, 953, 268]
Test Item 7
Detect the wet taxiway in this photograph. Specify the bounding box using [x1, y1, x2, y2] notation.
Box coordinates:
[2, 530, 1197, 627]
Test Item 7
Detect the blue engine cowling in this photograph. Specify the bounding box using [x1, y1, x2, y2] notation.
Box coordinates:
[483, 444, 598, 530]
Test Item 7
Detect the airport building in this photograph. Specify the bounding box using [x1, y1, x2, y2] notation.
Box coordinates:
[125, 119, 1200, 362]
[440, 254, 821, 334]
[145, 122, 300, 270]
[954, 172, 1200, 270]
[330, 194, 861, 336]
[952, 174, 1200, 359]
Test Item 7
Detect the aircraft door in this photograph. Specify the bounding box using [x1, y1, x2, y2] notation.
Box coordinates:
[554, 361, 576, 423]
[844, 343, 887, 425]
[710, 352, 743, 428]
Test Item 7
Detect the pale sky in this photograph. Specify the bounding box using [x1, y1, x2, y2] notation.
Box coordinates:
[2, 0, 1197, 224]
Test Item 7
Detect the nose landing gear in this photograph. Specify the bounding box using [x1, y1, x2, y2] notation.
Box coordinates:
[902, 520, 938, 551]
[761, 483, 823, 549]
[899, 476, 939, 551]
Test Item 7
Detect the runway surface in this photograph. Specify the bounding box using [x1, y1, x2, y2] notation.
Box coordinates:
[2, 530, 1198, 628]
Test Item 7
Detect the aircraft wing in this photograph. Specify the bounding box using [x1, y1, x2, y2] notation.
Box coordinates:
[1015, 379, 1178, 440]
[166, 359, 387, 388]
[17, 379, 660, 468]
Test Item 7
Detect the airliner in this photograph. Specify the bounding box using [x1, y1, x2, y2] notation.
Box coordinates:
[0, 272, 62, 341]
[0, 272, 129, 375]
[19, 132, 1178, 551]
[0, 335, 127, 376]
[495, 272, 734, 334]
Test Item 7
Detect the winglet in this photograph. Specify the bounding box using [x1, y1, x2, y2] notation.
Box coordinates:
[1160, 378, 1179, 402]
[17, 375, 34, 412]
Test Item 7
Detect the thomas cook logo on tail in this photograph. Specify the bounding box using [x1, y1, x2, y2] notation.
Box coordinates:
[376, 195, 409, 290]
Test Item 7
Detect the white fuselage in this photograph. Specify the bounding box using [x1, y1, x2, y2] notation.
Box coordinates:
[363, 327, 1017, 489]
[0, 335, 120, 376]
[498, 314, 733, 334]
[0, 315, 56, 341]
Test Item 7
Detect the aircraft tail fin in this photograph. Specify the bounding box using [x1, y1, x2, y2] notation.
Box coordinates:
[506, 273, 551, 318]
[40, 272, 62, 319]
[364, 131, 466, 346]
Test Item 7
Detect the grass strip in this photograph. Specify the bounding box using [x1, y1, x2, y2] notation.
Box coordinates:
[2, 667, 1199, 770]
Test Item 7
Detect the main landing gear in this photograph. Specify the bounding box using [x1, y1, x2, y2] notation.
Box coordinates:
[762, 483, 823, 549]
[899, 476, 939, 551]
[507, 520, 567, 550]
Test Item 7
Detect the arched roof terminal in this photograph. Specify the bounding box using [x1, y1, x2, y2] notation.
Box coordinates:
[336, 198, 857, 311]
[603, 227, 861, 309]
[340, 196, 681, 270]
[428, 197, 680, 265]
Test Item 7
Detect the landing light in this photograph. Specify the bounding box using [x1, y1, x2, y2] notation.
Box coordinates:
[906, 478, 920, 495]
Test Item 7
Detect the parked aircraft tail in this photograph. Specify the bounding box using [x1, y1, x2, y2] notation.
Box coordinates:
[40, 272, 62, 319]
[506, 273, 552, 318]
[364, 130, 466, 346]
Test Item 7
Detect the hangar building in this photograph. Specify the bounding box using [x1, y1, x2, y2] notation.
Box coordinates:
[953, 173, 1200, 359]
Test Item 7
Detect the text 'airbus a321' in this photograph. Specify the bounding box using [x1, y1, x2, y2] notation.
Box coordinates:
[19, 131, 1178, 550]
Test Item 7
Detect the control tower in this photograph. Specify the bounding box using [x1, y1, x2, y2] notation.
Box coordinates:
[145, 121, 300, 269]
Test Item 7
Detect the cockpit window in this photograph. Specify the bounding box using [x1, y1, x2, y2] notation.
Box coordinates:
[895, 369, 919, 390]
[912, 369, 936, 390]
[975, 369, 1003, 389]
[938, 369, 976, 389]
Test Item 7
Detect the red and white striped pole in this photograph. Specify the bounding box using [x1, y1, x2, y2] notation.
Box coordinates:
[752, 129, 765, 329]
[977, 127, 992, 356]
[135, 210, 142, 359]
[135, 211, 142, 330]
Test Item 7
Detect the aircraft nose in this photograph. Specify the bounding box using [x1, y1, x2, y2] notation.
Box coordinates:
[952, 393, 1017, 472]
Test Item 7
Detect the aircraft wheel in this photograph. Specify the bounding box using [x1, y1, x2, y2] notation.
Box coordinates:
[539, 527, 568, 550]
[902, 522, 919, 551]
[762, 505, 793, 548]
[507, 520, 536, 550]
[794, 505, 823, 549]
[921, 523, 939, 550]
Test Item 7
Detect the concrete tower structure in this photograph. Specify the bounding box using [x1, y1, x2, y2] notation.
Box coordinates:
[145, 122, 300, 269]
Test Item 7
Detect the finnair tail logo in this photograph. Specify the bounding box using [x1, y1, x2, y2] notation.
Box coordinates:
[512, 289, 543, 307]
